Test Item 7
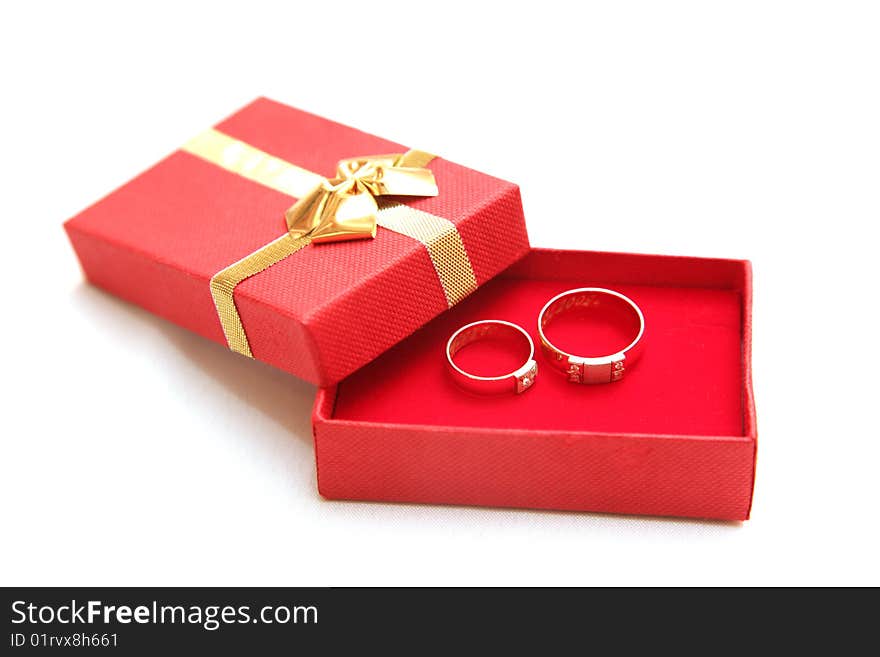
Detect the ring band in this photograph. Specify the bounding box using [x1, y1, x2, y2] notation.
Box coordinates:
[537, 288, 645, 384]
[446, 320, 538, 395]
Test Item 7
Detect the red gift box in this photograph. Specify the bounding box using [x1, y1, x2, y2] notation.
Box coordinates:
[313, 248, 757, 521]
[64, 98, 756, 520]
[64, 98, 529, 386]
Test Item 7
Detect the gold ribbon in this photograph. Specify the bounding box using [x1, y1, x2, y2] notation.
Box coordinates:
[182, 129, 477, 358]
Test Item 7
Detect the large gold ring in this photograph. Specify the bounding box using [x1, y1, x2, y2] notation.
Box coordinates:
[538, 288, 645, 384]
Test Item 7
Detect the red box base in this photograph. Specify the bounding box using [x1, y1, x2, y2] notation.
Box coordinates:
[313, 248, 757, 520]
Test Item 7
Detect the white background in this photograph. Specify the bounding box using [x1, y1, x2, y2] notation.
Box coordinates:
[1, 1, 878, 586]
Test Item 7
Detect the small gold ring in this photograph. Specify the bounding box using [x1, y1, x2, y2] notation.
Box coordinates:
[446, 320, 538, 395]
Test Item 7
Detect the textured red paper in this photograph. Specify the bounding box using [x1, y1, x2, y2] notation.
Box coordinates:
[314, 248, 757, 521]
[64, 98, 529, 385]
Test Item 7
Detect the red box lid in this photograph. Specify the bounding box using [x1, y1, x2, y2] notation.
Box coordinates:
[64, 98, 530, 386]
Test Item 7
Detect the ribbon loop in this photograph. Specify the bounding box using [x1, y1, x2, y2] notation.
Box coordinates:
[285, 150, 438, 245]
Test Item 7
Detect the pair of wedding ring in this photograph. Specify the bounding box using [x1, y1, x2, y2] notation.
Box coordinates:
[446, 288, 645, 395]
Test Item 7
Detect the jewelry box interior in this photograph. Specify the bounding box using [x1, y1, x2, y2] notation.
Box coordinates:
[327, 248, 751, 438]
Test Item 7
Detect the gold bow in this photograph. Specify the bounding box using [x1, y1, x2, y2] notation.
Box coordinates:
[182, 129, 477, 359]
[285, 150, 439, 243]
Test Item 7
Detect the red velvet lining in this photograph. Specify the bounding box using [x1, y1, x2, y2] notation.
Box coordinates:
[333, 250, 746, 437]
